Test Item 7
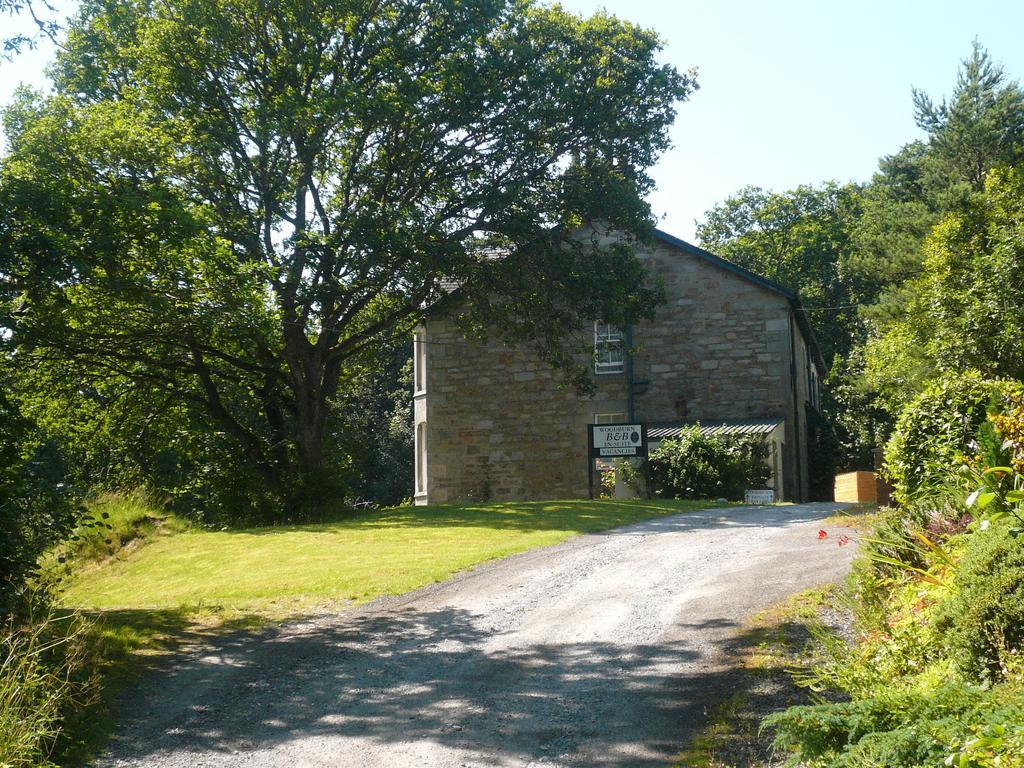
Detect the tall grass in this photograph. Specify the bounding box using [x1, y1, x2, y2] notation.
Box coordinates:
[0, 597, 97, 767]
[42, 491, 189, 577]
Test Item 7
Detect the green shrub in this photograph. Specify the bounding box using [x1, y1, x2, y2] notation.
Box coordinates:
[933, 526, 1024, 682]
[862, 504, 933, 576]
[765, 683, 988, 768]
[845, 554, 893, 632]
[599, 463, 616, 498]
[844, 501, 951, 632]
[0, 598, 96, 768]
[767, 376, 1024, 768]
[992, 385, 1024, 475]
[0, 388, 80, 613]
[645, 427, 769, 500]
[838, 722, 959, 768]
[947, 718, 1024, 768]
[883, 373, 1021, 504]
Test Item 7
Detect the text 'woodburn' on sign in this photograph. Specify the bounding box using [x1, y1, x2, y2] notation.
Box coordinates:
[589, 424, 647, 459]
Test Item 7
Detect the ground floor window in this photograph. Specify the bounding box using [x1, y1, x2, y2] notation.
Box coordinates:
[416, 422, 426, 494]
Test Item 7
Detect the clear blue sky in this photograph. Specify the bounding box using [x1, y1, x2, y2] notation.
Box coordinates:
[3, 0, 1023, 240]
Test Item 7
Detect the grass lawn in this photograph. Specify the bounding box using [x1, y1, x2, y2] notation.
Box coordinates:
[62, 497, 722, 616]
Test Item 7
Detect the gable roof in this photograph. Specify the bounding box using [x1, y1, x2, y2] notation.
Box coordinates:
[651, 228, 827, 376]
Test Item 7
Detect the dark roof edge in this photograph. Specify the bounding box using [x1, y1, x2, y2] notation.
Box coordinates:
[651, 228, 828, 376]
[652, 229, 796, 299]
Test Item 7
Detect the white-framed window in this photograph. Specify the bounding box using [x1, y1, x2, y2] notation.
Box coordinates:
[414, 328, 426, 393]
[809, 364, 821, 411]
[415, 422, 427, 493]
[594, 412, 626, 425]
[594, 320, 624, 374]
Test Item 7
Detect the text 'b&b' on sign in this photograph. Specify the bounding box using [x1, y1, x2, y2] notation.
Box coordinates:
[589, 424, 647, 459]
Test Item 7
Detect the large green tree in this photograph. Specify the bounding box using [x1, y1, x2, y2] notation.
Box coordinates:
[865, 166, 1024, 410]
[853, 43, 1024, 321]
[1, 0, 693, 517]
[913, 40, 1024, 195]
[856, 43, 1024, 413]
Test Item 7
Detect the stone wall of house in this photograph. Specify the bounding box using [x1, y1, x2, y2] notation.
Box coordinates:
[628, 246, 792, 425]
[418, 320, 628, 503]
[418, 231, 813, 504]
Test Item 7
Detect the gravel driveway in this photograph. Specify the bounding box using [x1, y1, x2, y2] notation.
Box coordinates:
[96, 502, 855, 768]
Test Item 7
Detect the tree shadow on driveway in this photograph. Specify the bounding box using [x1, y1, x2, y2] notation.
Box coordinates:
[100, 604, 749, 767]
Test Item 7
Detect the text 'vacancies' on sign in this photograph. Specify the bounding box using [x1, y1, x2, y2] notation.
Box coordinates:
[589, 424, 647, 458]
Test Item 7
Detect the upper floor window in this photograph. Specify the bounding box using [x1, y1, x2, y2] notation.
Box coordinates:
[414, 328, 426, 393]
[594, 320, 624, 374]
[808, 363, 821, 411]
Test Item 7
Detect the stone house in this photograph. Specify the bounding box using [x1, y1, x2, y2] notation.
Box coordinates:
[412, 227, 826, 504]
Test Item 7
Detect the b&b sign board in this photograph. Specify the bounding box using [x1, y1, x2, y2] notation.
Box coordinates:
[589, 423, 647, 459]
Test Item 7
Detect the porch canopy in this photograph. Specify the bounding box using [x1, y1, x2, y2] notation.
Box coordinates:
[646, 418, 783, 441]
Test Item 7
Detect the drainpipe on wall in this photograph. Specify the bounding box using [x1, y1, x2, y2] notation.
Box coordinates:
[624, 322, 650, 498]
[625, 322, 635, 423]
[787, 307, 804, 502]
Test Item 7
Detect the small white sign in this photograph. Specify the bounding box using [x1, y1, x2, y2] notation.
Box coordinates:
[745, 489, 775, 505]
[592, 425, 643, 448]
[599, 447, 637, 457]
[590, 424, 647, 459]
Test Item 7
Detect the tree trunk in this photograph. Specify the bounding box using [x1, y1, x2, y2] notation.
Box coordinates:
[295, 409, 324, 476]
[290, 358, 328, 480]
